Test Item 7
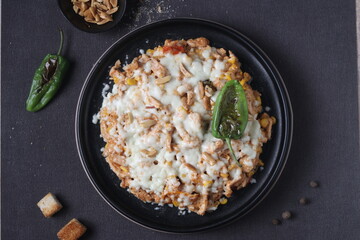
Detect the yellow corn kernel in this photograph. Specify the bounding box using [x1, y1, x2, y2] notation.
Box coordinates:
[203, 180, 213, 187]
[166, 161, 173, 167]
[243, 72, 251, 80]
[240, 79, 247, 86]
[225, 74, 232, 81]
[173, 201, 179, 207]
[100, 110, 107, 119]
[181, 174, 187, 178]
[220, 173, 229, 178]
[229, 64, 237, 71]
[228, 164, 237, 171]
[220, 198, 228, 205]
[260, 118, 269, 128]
[248, 171, 255, 177]
[271, 116, 277, 124]
[177, 106, 187, 113]
[120, 166, 128, 172]
[256, 96, 262, 105]
[167, 175, 176, 178]
[126, 78, 137, 85]
[228, 58, 236, 64]
[146, 49, 154, 55]
[113, 77, 120, 84]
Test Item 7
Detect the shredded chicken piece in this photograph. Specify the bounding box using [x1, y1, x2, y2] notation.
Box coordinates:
[187, 37, 209, 48]
[202, 96, 211, 111]
[151, 58, 167, 78]
[179, 63, 193, 78]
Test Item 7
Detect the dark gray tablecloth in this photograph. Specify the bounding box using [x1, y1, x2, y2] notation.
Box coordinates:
[2, 0, 359, 239]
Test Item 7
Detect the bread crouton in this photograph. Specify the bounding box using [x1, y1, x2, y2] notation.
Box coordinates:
[57, 218, 87, 240]
[37, 192, 63, 218]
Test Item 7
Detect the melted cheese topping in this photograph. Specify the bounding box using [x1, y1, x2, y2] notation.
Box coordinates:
[99, 38, 273, 215]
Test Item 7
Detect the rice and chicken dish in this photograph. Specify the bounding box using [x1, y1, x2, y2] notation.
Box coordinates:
[98, 37, 275, 215]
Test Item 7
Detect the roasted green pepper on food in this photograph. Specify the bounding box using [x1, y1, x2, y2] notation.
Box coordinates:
[26, 29, 69, 112]
[211, 80, 248, 166]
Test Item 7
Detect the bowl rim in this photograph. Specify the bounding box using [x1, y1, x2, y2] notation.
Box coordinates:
[57, 0, 127, 33]
[75, 17, 293, 233]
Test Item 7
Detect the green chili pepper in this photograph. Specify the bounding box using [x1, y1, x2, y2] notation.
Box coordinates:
[211, 80, 248, 166]
[26, 29, 69, 112]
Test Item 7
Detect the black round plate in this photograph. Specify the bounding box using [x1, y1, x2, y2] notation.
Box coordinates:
[75, 18, 293, 233]
[57, 0, 126, 33]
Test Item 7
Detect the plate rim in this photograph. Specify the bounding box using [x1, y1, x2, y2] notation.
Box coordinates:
[75, 17, 293, 233]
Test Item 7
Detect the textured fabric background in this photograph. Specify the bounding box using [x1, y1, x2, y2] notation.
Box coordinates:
[2, 0, 359, 239]
[357, 0, 360, 128]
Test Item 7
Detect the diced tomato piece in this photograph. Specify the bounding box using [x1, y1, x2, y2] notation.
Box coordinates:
[163, 45, 185, 54]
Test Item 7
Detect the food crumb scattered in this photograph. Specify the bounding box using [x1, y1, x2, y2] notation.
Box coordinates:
[272, 219, 281, 225]
[309, 180, 319, 188]
[281, 211, 292, 220]
[299, 197, 309, 205]
[250, 178, 257, 184]
[125, 0, 177, 30]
